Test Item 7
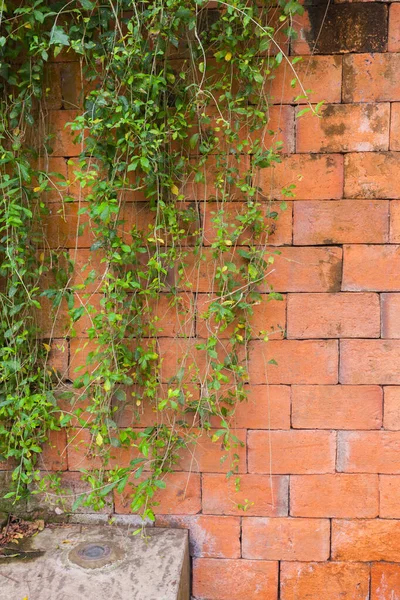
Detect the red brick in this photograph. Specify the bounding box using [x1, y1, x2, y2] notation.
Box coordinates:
[382, 294, 400, 338]
[345, 153, 400, 198]
[202, 474, 288, 517]
[158, 338, 208, 383]
[296, 103, 390, 153]
[34, 157, 68, 203]
[248, 430, 336, 474]
[293, 200, 389, 245]
[332, 519, 400, 561]
[220, 385, 291, 430]
[35, 296, 69, 338]
[371, 563, 400, 600]
[114, 471, 201, 515]
[281, 562, 370, 600]
[343, 54, 400, 102]
[292, 385, 383, 430]
[380, 475, 400, 518]
[69, 248, 107, 293]
[249, 105, 295, 154]
[192, 558, 278, 600]
[242, 517, 330, 561]
[248, 340, 338, 385]
[47, 110, 81, 157]
[40, 430, 68, 471]
[201, 201, 292, 247]
[178, 247, 246, 293]
[43, 64, 62, 110]
[338, 431, 400, 473]
[390, 201, 400, 242]
[290, 474, 379, 518]
[175, 429, 246, 474]
[384, 387, 400, 430]
[196, 293, 286, 340]
[287, 292, 380, 339]
[258, 154, 343, 200]
[155, 515, 240, 558]
[269, 56, 342, 105]
[260, 247, 343, 293]
[181, 155, 250, 202]
[389, 5, 400, 52]
[390, 103, 400, 150]
[340, 340, 400, 384]
[47, 339, 68, 378]
[67, 428, 144, 471]
[343, 245, 400, 291]
[40, 201, 94, 248]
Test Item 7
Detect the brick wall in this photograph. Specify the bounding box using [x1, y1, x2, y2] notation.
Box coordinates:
[19, 2, 400, 599]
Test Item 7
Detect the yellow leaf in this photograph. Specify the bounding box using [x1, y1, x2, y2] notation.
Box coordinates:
[39, 252, 44, 262]
[33, 187, 41, 192]
[225, 240, 233, 246]
[225, 52, 232, 61]
[43, 343, 51, 352]
[96, 433, 103, 447]
[171, 184, 179, 196]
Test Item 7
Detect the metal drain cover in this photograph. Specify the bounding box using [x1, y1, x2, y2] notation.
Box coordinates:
[69, 541, 125, 569]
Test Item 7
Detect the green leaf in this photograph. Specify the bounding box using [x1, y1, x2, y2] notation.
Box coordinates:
[50, 25, 70, 47]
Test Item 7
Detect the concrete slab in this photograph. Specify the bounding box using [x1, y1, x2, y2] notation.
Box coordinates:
[0, 525, 189, 600]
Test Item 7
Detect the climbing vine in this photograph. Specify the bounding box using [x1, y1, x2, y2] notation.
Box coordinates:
[0, 0, 312, 521]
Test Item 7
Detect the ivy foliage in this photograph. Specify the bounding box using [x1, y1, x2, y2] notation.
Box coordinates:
[0, 0, 308, 520]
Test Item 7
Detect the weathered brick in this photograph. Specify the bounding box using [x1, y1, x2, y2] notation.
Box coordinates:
[175, 429, 246, 473]
[248, 430, 336, 474]
[293, 200, 389, 245]
[202, 474, 288, 517]
[281, 562, 371, 600]
[40, 430, 68, 471]
[222, 385, 291, 430]
[249, 105, 295, 154]
[371, 563, 400, 600]
[192, 558, 278, 600]
[389, 5, 400, 52]
[345, 153, 400, 198]
[34, 157, 68, 203]
[292, 4, 388, 54]
[181, 155, 250, 202]
[390, 201, 400, 242]
[43, 64, 62, 110]
[155, 515, 240, 558]
[40, 201, 94, 248]
[384, 386, 400, 430]
[258, 154, 343, 200]
[269, 56, 342, 104]
[340, 340, 400, 384]
[47, 339, 68, 378]
[332, 519, 400, 561]
[248, 340, 338, 385]
[242, 517, 330, 561]
[296, 103, 390, 153]
[390, 103, 400, 150]
[380, 475, 400, 518]
[343, 54, 400, 102]
[290, 474, 379, 518]
[287, 293, 380, 339]
[114, 472, 201, 515]
[158, 338, 208, 383]
[338, 431, 400, 473]
[47, 110, 81, 157]
[382, 294, 400, 338]
[343, 245, 400, 291]
[292, 385, 383, 430]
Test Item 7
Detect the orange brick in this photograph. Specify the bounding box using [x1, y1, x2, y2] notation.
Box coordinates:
[269, 56, 342, 105]
[292, 385, 383, 430]
[248, 340, 338, 385]
[340, 340, 400, 384]
[390, 103, 400, 150]
[345, 153, 400, 198]
[35, 295, 69, 339]
[46, 339, 68, 378]
[258, 154, 343, 200]
[201, 201, 292, 247]
[249, 105, 295, 154]
[380, 475, 400, 518]
[34, 157, 68, 203]
[389, 5, 400, 52]
[382, 294, 400, 338]
[67, 428, 144, 471]
[43, 64, 62, 110]
[338, 431, 400, 473]
[242, 517, 330, 561]
[155, 515, 240, 558]
[287, 293, 380, 338]
[384, 387, 400, 430]
[181, 154, 250, 202]
[196, 293, 286, 340]
[175, 429, 246, 474]
[158, 338, 208, 383]
[40, 430, 68, 471]
[178, 246, 247, 293]
[343, 245, 400, 291]
[293, 200, 389, 245]
[332, 519, 400, 562]
[114, 471, 201, 515]
[248, 430, 336, 474]
[390, 201, 400, 242]
[292, 5, 387, 55]
[221, 385, 291, 430]
[263, 247, 343, 293]
[70, 248, 107, 293]
[281, 562, 370, 600]
[40, 201, 94, 248]
[60, 62, 84, 109]
[192, 558, 278, 600]
[47, 110, 82, 157]
[290, 474, 379, 518]
[296, 103, 390, 153]
[202, 474, 289, 517]
[343, 54, 400, 103]
[371, 563, 400, 600]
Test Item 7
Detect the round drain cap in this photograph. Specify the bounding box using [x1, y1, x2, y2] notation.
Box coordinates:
[69, 541, 125, 569]
[78, 543, 111, 561]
